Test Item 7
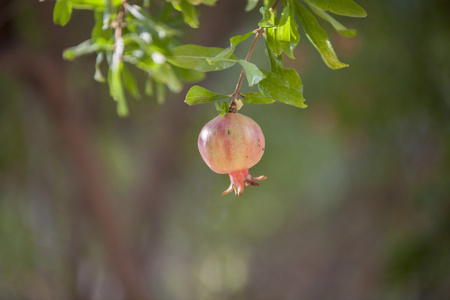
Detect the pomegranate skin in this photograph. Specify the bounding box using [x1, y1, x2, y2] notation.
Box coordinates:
[198, 113, 266, 196]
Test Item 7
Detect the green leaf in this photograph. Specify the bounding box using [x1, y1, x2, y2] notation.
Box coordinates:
[266, 43, 283, 72]
[258, 7, 276, 28]
[265, 11, 283, 56]
[92, 11, 103, 39]
[156, 82, 166, 104]
[122, 66, 141, 99]
[150, 64, 183, 93]
[229, 31, 255, 47]
[168, 45, 238, 72]
[172, 0, 199, 28]
[185, 85, 230, 105]
[308, 4, 356, 37]
[69, 0, 113, 10]
[258, 69, 307, 108]
[296, 3, 348, 69]
[238, 60, 266, 86]
[215, 101, 229, 116]
[53, 0, 72, 26]
[193, 0, 217, 5]
[145, 77, 154, 96]
[63, 38, 113, 61]
[302, 0, 367, 18]
[206, 47, 234, 65]
[207, 31, 254, 65]
[277, 1, 300, 59]
[108, 58, 128, 116]
[126, 4, 178, 37]
[242, 92, 275, 104]
[173, 67, 205, 83]
[246, 0, 259, 11]
[94, 53, 105, 82]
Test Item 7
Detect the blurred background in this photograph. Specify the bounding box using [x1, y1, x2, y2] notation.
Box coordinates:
[1, 0, 449, 299]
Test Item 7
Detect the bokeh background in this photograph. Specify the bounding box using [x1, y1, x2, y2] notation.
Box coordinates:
[1, 1, 449, 299]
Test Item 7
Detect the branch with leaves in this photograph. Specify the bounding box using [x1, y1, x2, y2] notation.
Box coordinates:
[50, 0, 366, 116]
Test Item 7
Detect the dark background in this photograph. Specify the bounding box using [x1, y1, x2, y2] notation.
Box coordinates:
[1, 0, 449, 299]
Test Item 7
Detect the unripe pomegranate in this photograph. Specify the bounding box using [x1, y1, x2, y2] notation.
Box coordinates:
[198, 112, 266, 196]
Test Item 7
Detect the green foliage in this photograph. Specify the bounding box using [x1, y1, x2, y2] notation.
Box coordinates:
[49, 0, 366, 115]
[238, 60, 266, 86]
[296, 2, 348, 69]
[242, 92, 275, 104]
[277, 2, 300, 59]
[206, 31, 254, 65]
[215, 101, 230, 116]
[259, 68, 307, 108]
[185, 85, 230, 105]
[168, 45, 238, 71]
[308, 4, 356, 37]
[303, 0, 366, 17]
[53, 0, 72, 26]
[108, 55, 128, 116]
[246, 0, 259, 12]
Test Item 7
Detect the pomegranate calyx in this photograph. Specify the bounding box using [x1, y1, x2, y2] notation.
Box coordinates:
[222, 169, 267, 196]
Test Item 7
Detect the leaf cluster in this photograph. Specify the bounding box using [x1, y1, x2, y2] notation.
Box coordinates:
[184, 0, 365, 110]
[50, 0, 366, 115]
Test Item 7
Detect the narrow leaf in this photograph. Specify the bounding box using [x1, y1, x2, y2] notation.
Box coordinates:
[94, 53, 105, 82]
[242, 92, 275, 104]
[277, 2, 300, 59]
[122, 66, 140, 99]
[308, 4, 356, 37]
[194, 0, 217, 5]
[185, 85, 230, 105]
[108, 59, 128, 116]
[156, 82, 166, 104]
[150, 64, 183, 93]
[207, 31, 254, 65]
[229, 31, 254, 46]
[246, 0, 259, 11]
[169, 45, 238, 72]
[53, 0, 72, 26]
[173, 67, 205, 83]
[296, 3, 348, 69]
[126, 4, 178, 37]
[259, 69, 307, 108]
[266, 43, 283, 72]
[145, 77, 154, 96]
[303, 0, 367, 18]
[265, 11, 283, 56]
[173, 0, 199, 28]
[238, 60, 266, 86]
[216, 101, 229, 116]
[63, 38, 113, 61]
[206, 47, 234, 65]
[68, 0, 110, 10]
[258, 7, 276, 28]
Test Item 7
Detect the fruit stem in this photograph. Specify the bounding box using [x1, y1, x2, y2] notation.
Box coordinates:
[229, 28, 263, 113]
[229, 0, 282, 113]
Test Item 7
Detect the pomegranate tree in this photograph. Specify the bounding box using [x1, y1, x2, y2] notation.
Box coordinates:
[198, 112, 266, 196]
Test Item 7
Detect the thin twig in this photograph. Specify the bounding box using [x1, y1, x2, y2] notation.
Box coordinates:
[270, 0, 281, 11]
[229, 27, 264, 112]
[229, 0, 282, 112]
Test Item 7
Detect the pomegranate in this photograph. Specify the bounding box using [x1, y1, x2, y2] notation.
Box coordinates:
[198, 112, 266, 196]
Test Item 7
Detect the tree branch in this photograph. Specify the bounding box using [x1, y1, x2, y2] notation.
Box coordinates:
[229, 0, 282, 112]
[229, 27, 264, 112]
